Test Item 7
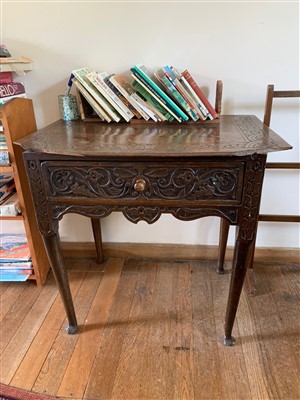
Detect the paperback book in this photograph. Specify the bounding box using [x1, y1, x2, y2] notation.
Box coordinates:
[0, 234, 31, 262]
[131, 64, 189, 122]
[72, 67, 121, 122]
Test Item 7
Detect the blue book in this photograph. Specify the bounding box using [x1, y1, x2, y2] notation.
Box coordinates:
[131, 65, 189, 122]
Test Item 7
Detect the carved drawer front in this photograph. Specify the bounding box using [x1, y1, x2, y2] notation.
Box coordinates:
[41, 161, 245, 205]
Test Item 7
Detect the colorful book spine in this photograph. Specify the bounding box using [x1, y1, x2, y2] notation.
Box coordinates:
[105, 77, 142, 119]
[156, 71, 199, 121]
[73, 79, 108, 122]
[181, 70, 218, 119]
[109, 74, 149, 120]
[0, 82, 25, 98]
[88, 71, 134, 122]
[132, 81, 169, 121]
[72, 67, 121, 122]
[162, 66, 203, 120]
[131, 65, 189, 122]
[131, 72, 181, 122]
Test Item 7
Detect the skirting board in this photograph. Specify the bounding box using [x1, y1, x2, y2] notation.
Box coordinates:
[61, 242, 300, 264]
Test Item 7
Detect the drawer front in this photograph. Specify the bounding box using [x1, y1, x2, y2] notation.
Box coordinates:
[41, 161, 245, 205]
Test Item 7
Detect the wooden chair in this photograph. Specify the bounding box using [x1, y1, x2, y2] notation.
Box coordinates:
[217, 84, 300, 293]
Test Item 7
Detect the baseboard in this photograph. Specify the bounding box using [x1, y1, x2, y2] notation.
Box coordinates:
[61, 242, 300, 264]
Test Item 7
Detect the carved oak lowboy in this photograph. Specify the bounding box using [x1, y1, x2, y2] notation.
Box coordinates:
[16, 115, 291, 346]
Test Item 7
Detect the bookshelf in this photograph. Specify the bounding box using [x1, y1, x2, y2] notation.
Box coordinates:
[0, 98, 50, 285]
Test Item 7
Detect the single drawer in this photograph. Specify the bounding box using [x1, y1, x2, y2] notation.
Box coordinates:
[41, 160, 245, 205]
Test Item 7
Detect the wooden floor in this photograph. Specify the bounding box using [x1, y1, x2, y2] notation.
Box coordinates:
[0, 256, 299, 400]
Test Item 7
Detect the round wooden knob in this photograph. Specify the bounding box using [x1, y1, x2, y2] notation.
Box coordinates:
[134, 178, 146, 192]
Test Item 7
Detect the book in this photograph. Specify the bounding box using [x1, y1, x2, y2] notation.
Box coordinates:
[73, 79, 109, 122]
[0, 72, 13, 84]
[109, 73, 149, 120]
[181, 69, 218, 119]
[0, 271, 31, 281]
[0, 56, 33, 73]
[0, 150, 10, 165]
[87, 71, 134, 122]
[0, 261, 32, 270]
[0, 192, 21, 216]
[72, 67, 121, 122]
[0, 179, 15, 204]
[132, 80, 173, 121]
[104, 76, 142, 119]
[0, 141, 8, 150]
[130, 92, 159, 121]
[0, 234, 31, 262]
[131, 71, 181, 122]
[131, 64, 189, 122]
[160, 66, 203, 120]
[154, 67, 199, 121]
[0, 82, 25, 98]
[0, 173, 14, 186]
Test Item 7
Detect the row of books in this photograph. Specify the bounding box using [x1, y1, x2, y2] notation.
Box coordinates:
[0, 173, 20, 216]
[72, 65, 218, 123]
[0, 234, 33, 281]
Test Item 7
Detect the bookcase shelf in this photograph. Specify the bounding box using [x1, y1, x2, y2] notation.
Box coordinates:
[0, 98, 50, 285]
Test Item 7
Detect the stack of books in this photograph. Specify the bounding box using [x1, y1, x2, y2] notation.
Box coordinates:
[72, 64, 218, 123]
[0, 174, 17, 215]
[0, 234, 33, 281]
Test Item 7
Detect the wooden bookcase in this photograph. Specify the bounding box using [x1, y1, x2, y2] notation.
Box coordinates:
[0, 98, 50, 285]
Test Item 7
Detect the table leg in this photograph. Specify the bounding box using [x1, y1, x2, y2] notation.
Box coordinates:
[91, 218, 104, 264]
[223, 228, 254, 346]
[43, 233, 78, 334]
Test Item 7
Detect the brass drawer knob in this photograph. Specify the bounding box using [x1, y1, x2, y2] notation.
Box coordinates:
[134, 178, 146, 192]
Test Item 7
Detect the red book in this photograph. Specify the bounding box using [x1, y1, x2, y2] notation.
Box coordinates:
[181, 70, 218, 119]
[0, 72, 13, 84]
[0, 82, 25, 98]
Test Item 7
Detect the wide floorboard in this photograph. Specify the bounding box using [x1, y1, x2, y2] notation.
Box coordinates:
[0, 257, 299, 400]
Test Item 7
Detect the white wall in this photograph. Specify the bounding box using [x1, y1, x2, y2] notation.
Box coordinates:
[2, 1, 299, 248]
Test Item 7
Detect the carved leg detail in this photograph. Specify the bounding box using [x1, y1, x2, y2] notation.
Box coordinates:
[224, 235, 254, 346]
[43, 233, 78, 334]
[217, 218, 230, 274]
[91, 218, 104, 264]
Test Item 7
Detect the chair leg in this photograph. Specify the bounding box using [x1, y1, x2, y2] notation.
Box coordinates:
[217, 218, 230, 274]
[91, 218, 104, 264]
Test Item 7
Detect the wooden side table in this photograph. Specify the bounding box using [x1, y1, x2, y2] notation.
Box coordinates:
[16, 115, 291, 345]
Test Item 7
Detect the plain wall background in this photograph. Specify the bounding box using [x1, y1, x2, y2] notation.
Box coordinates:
[1, 1, 299, 248]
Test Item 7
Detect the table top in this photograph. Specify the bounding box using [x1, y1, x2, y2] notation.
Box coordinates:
[17, 115, 292, 159]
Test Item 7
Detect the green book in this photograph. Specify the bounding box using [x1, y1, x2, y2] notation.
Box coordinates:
[131, 64, 189, 122]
